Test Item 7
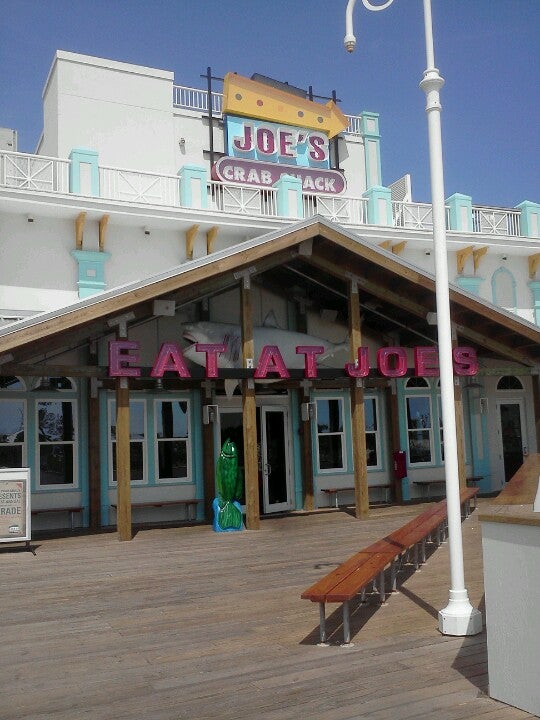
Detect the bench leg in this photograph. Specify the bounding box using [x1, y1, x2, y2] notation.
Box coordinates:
[379, 570, 386, 604]
[342, 601, 351, 644]
[318, 602, 327, 644]
[421, 538, 426, 564]
[390, 560, 397, 592]
[414, 543, 419, 570]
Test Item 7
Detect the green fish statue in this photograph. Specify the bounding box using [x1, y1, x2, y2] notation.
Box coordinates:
[213, 439, 243, 532]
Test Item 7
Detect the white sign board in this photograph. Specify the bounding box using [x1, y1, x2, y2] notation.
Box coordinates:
[0, 468, 31, 543]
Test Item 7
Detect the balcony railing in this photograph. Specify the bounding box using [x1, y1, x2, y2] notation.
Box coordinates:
[172, 84, 363, 136]
[0, 149, 527, 238]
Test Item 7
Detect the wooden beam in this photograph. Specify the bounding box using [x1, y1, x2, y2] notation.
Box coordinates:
[115, 376, 132, 541]
[99, 214, 109, 252]
[348, 278, 369, 519]
[206, 226, 218, 255]
[185, 224, 199, 261]
[528, 253, 540, 279]
[75, 212, 86, 250]
[456, 246, 474, 275]
[240, 277, 260, 530]
[473, 246, 488, 273]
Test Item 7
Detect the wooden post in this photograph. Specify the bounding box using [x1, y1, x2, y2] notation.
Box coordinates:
[240, 275, 260, 530]
[348, 278, 369, 519]
[452, 328, 467, 489]
[88, 377, 101, 529]
[386, 381, 402, 503]
[115, 376, 132, 541]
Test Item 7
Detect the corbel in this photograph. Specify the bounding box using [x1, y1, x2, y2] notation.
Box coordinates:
[99, 214, 109, 252]
[75, 212, 86, 250]
[378, 240, 392, 251]
[391, 241, 406, 256]
[473, 246, 488, 274]
[206, 226, 218, 255]
[456, 245, 474, 275]
[185, 224, 199, 261]
[528, 253, 540, 279]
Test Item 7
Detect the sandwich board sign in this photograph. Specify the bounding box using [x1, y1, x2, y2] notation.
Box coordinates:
[0, 468, 31, 545]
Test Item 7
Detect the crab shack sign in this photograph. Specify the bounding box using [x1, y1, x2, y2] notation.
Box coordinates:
[108, 342, 478, 380]
[212, 73, 347, 194]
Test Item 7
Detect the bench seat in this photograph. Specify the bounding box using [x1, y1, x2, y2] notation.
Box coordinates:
[31, 506, 84, 530]
[301, 487, 478, 644]
[321, 484, 393, 508]
[110, 499, 202, 521]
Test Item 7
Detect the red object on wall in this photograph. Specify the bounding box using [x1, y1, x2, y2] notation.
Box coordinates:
[393, 450, 407, 480]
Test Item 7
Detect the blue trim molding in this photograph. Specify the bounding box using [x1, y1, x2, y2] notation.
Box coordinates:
[363, 185, 392, 226]
[360, 112, 382, 189]
[455, 276, 483, 296]
[179, 165, 208, 209]
[69, 148, 99, 196]
[71, 249, 111, 299]
[446, 193, 473, 232]
[274, 174, 304, 219]
[516, 201, 540, 238]
[528, 280, 540, 326]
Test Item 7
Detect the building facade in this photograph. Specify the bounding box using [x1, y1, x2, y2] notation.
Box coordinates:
[1, 51, 539, 535]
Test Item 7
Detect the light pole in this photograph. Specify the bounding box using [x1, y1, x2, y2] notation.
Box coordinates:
[345, 0, 482, 636]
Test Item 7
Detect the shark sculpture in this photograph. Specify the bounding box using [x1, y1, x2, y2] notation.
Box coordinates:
[182, 312, 348, 397]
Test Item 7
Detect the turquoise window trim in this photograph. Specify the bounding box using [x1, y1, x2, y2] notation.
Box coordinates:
[99, 391, 110, 525]
[364, 391, 386, 473]
[34, 393, 79, 491]
[312, 391, 353, 477]
[69, 148, 100, 196]
[455, 276, 483, 296]
[516, 201, 540, 238]
[492, 267, 517, 310]
[190, 390, 204, 520]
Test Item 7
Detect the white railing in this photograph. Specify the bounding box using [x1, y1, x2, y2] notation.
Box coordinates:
[304, 194, 368, 225]
[173, 85, 223, 116]
[0, 150, 70, 193]
[0, 149, 530, 238]
[472, 206, 521, 236]
[392, 201, 439, 230]
[99, 166, 180, 206]
[172, 84, 363, 135]
[208, 181, 279, 218]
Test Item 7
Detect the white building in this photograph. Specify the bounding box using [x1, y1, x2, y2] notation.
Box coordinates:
[1, 51, 539, 535]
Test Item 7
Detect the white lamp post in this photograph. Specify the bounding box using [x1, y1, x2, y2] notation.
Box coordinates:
[345, 0, 482, 636]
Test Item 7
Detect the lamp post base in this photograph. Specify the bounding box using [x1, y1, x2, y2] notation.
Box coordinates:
[438, 590, 483, 636]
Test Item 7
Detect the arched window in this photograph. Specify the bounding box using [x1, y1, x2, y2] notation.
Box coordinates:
[33, 376, 76, 391]
[497, 376, 523, 391]
[405, 377, 429, 388]
[492, 267, 516, 310]
[0, 375, 26, 391]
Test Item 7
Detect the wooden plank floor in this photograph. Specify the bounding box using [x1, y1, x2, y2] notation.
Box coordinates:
[0, 500, 534, 720]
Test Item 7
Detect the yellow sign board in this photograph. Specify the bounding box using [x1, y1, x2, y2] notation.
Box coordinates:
[223, 73, 348, 139]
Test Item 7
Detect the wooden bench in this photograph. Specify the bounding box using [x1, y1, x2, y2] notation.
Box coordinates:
[110, 499, 202, 521]
[414, 478, 483, 500]
[31, 506, 84, 530]
[322, 484, 392, 508]
[301, 487, 478, 645]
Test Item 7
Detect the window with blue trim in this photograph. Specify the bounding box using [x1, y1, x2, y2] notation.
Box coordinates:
[108, 399, 146, 485]
[315, 397, 345, 471]
[155, 399, 191, 482]
[404, 377, 444, 466]
[364, 395, 381, 468]
[0, 376, 26, 468]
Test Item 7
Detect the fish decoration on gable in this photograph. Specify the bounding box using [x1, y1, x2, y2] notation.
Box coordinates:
[182, 312, 348, 397]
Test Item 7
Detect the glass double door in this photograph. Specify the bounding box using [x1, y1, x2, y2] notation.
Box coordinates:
[496, 399, 527, 482]
[218, 404, 292, 514]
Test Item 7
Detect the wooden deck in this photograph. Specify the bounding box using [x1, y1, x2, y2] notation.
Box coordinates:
[0, 500, 533, 720]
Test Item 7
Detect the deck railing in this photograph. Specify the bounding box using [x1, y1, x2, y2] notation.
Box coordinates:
[0, 149, 527, 237]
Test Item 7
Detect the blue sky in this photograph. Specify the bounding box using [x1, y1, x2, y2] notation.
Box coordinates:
[1, 0, 538, 207]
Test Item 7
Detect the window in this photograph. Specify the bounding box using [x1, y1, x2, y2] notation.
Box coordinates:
[316, 397, 345, 471]
[37, 400, 76, 486]
[0, 400, 25, 467]
[109, 399, 146, 485]
[364, 396, 381, 468]
[406, 395, 433, 465]
[0, 376, 25, 391]
[497, 376, 523, 391]
[155, 400, 191, 482]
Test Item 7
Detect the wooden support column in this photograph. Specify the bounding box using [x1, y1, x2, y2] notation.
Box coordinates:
[452, 328, 467, 489]
[115, 376, 132, 540]
[240, 273, 260, 530]
[348, 277, 369, 519]
[88, 355, 101, 529]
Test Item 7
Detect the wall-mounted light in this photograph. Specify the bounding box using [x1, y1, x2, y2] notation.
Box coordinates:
[501, 255, 507, 261]
[179, 138, 186, 148]
[27, 215, 34, 223]
[425, 250, 431, 256]
[143, 226, 150, 236]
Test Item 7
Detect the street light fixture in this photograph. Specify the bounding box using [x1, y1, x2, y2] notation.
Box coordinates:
[345, 0, 482, 636]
